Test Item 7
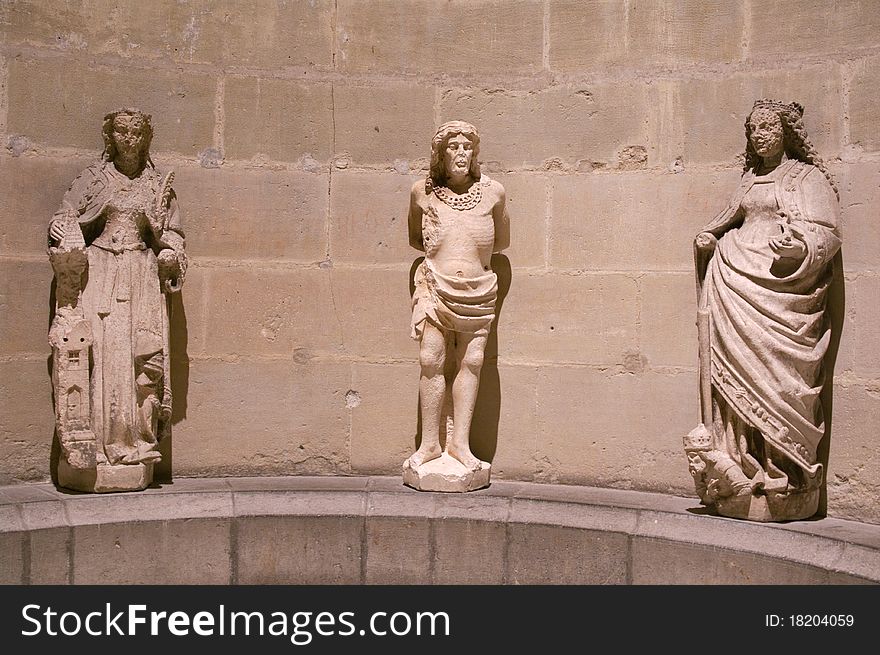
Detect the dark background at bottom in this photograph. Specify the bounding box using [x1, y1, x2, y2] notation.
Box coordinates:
[0, 585, 875, 652]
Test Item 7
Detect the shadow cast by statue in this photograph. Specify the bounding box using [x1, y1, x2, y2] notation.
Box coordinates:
[47, 278, 60, 486]
[471, 253, 511, 463]
[156, 289, 189, 482]
[817, 249, 845, 517]
[410, 256, 424, 453]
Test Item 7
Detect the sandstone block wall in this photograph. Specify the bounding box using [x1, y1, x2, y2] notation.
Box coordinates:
[0, 1, 877, 523]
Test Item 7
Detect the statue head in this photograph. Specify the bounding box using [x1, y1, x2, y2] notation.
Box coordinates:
[743, 99, 836, 196]
[429, 120, 481, 187]
[746, 104, 786, 160]
[101, 108, 153, 165]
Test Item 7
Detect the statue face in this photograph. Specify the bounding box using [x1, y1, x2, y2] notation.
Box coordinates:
[112, 114, 148, 160]
[443, 133, 474, 180]
[748, 109, 784, 159]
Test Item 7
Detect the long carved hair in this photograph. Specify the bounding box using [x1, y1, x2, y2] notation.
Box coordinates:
[743, 99, 837, 198]
[427, 120, 481, 192]
[101, 108, 155, 168]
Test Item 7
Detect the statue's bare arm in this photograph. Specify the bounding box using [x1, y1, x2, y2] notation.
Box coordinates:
[492, 182, 509, 252]
[409, 180, 426, 251]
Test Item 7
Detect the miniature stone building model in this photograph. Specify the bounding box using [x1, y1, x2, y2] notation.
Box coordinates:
[49, 219, 97, 472]
[52, 319, 95, 469]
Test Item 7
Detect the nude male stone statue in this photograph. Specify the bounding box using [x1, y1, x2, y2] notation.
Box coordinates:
[403, 120, 509, 492]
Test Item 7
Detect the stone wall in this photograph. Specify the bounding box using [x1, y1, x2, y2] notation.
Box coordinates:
[0, 1, 877, 522]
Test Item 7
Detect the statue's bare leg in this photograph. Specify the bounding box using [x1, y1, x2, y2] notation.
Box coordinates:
[408, 322, 446, 468]
[446, 331, 486, 471]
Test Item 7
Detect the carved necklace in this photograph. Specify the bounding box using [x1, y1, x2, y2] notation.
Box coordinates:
[433, 180, 484, 211]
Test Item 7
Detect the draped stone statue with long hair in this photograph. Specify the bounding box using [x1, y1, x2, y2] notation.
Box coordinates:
[48, 108, 187, 492]
[685, 99, 842, 521]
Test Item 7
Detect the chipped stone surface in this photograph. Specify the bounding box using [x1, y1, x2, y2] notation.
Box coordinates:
[6, 135, 30, 157]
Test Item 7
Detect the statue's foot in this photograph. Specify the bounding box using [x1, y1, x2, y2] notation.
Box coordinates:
[407, 443, 442, 469]
[118, 449, 161, 465]
[138, 450, 162, 464]
[446, 444, 483, 472]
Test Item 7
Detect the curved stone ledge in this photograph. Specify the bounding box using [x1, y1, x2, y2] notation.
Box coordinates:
[0, 477, 878, 585]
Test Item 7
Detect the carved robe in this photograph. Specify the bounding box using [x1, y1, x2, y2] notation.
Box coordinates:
[51, 161, 185, 465]
[698, 160, 841, 492]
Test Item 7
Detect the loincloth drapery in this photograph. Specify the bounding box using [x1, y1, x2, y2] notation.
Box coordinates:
[411, 259, 497, 340]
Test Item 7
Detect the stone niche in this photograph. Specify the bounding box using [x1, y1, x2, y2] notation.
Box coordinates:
[0, 1, 875, 530]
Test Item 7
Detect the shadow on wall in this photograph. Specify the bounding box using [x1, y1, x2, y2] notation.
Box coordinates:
[409, 254, 512, 463]
[472, 253, 511, 463]
[817, 249, 845, 517]
[157, 290, 189, 482]
[47, 278, 59, 485]
[46, 277, 190, 485]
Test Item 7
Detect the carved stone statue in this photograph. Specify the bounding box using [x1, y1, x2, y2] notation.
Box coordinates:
[48, 108, 187, 493]
[403, 120, 509, 492]
[685, 99, 842, 521]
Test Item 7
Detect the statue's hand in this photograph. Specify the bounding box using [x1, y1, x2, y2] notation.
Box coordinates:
[770, 212, 807, 261]
[157, 248, 182, 292]
[48, 220, 65, 244]
[695, 231, 717, 253]
[163, 278, 182, 293]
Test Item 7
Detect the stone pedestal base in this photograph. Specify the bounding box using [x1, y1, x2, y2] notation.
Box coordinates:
[714, 488, 820, 522]
[402, 452, 490, 492]
[58, 460, 154, 493]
